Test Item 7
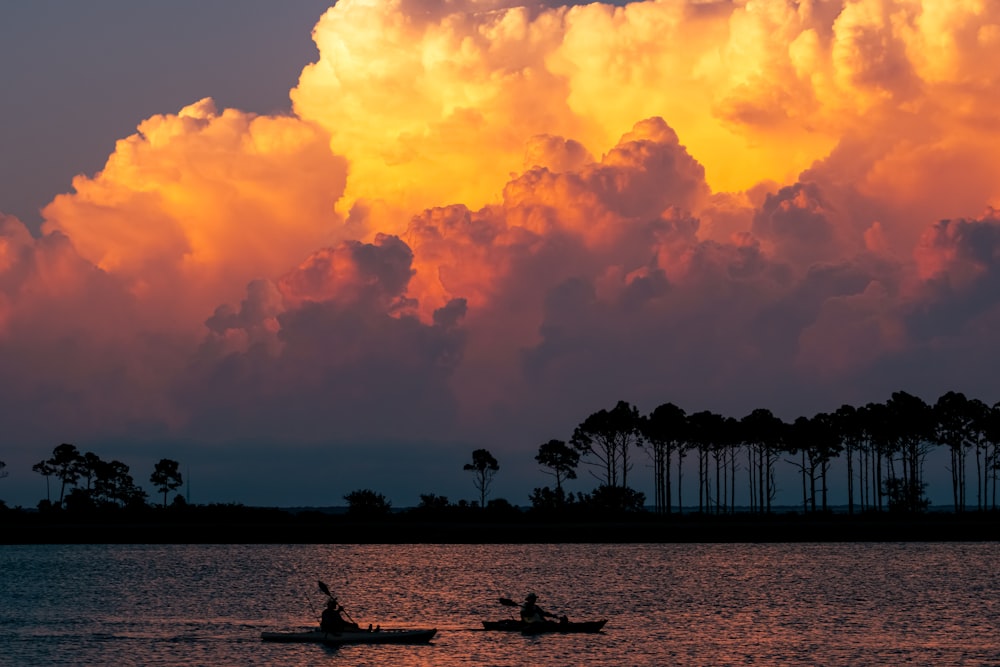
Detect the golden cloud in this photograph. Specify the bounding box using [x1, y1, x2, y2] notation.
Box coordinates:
[41, 98, 347, 330]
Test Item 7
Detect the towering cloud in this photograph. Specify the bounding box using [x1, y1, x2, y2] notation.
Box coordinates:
[2, 0, 1000, 505]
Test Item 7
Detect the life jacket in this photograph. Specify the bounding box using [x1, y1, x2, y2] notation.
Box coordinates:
[520, 603, 544, 622]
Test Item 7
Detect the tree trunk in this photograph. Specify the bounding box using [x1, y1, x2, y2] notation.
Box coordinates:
[677, 451, 685, 515]
[665, 447, 673, 515]
[846, 442, 855, 515]
[801, 450, 807, 513]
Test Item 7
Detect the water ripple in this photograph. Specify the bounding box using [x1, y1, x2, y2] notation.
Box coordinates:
[0, 543, 997, 666]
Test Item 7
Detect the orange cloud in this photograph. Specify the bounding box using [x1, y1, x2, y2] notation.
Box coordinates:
[41, 99, 347, 331]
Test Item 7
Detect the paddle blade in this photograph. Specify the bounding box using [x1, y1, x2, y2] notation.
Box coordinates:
[498, 597, 518, 607]
[318, 581, 332, 598]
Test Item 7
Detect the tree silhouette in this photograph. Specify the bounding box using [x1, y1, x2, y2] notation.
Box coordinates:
[417, 494, 451, 511]
[464, 448, 499, 508]
[79, 452, 103, 493]
[979, 402, 1000, 510]
[529, 486, 575, 512]
[833, 405, 863, 514]
[92, 460, 146, 509]
[740, 409, 785, 513]
[785, 417, 809, 513]
[719, 416, 741, 514]
[57, 451, 108, 510]
[863, 401, 894, 512]
[31, 460, 56, 505]
[150, 459, 184, 508]
[964, 397, 992, 512]
[688, 410, 732, 514]
[571, 400, 643, 489]
[785, 413, 841, 512]
[535, 439, 579, 497]
[641, 402, 687, 515]
[886, 391, 934, 513]
[32, 444, 85, 508]
[0, 459, 7, 480]
[344, 489, 392, 517]
[586, 484, 646, 514]
[933, 391, 978, 512]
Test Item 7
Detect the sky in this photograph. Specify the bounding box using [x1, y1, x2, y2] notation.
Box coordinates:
[1, 0, 999, 509]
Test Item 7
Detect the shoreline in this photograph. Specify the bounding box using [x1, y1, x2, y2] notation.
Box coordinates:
[3, 513, 997, 544]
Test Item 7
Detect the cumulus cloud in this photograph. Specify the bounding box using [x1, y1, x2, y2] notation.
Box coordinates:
[182, 234, 467, 442]
[4, 0, 1000, 506]
[40, 98, 347, 331]
[752, 182, 839, 267]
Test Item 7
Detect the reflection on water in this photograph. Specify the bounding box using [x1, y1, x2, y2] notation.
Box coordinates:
[0, 543, 997, 666]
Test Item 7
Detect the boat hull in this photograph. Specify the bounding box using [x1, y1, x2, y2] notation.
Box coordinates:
[261, 628, 437, 645]
[482, 619, 607, 634]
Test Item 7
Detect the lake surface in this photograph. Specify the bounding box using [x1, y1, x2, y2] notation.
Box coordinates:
[1, 543, 998, 666]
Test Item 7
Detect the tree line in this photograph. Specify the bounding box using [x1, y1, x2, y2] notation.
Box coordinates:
[344, 391, 1000, 515]
[519, 390, 1000, 515]
[347, 389, 1000, 517]
[0, 443, 184, 512]
[2, 389, 999, 516]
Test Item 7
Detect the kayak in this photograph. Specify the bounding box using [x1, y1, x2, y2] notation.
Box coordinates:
[482, 619, 607, 634]
[261, 628, 437, 645]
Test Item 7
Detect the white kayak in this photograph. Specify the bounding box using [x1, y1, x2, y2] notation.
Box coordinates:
[261, 628, 437, 645]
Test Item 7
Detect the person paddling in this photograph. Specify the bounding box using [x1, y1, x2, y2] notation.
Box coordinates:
[520, 593, 558, 624]
[321, 596, 360, 633]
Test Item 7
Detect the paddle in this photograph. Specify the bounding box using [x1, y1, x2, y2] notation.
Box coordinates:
[318, 580, 359, 626]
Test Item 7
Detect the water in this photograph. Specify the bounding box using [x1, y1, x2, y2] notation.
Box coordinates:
[0, 543, 998, 666]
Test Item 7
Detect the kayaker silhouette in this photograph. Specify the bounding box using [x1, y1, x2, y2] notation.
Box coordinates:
[317, 580, 363, 633]
[321, 596, 360, 633]
[520, 593, 559, 624]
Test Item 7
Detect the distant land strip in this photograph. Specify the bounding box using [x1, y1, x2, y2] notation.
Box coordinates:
[2, 513, 997, 545]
